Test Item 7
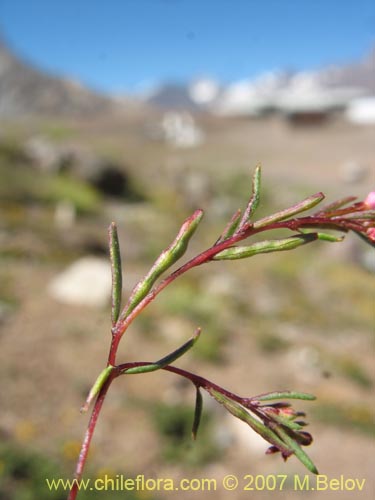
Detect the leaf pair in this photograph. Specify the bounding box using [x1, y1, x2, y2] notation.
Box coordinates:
[82, 329, 202, 413]
[208, 389, 318, 474]
[217, 165, 261, 243]
[215, 166, 341, 258]
[109, 210, 204, 327]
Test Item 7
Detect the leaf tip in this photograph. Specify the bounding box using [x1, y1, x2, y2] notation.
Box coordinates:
[80, 403, 89, 414]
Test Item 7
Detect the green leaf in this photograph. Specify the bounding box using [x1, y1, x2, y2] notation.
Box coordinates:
[122, 328, 201, 375]
[205, 389, 318, 474]
[207, 389, 291, 455]
[253, 192, 325, 229]
[192, 387, 203, 440]
[314, 232, 344, 243]
[318, 196, 357, 214]
[81, 365, 115, 413]
[121, 209, 203, 319]
[266, 412, 305, 431]
[345, 211, 375, 220]
[239, 164, 262, 226]
[217, 166, 262, 244]
[299, 229, 344, 243]
[275, 426, 318, 474]
[109, 222, 122, 326]
[216, 209, 242, 243]
[213, 234, 318, 261]
[253, 391, 316, 402]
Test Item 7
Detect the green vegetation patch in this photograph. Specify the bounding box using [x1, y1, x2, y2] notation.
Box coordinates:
[157, 281, 229, 362]
[312, 402, 374, 436]
[152, 402, 220, 466]
[0, 440, 153, 500]
[0, 162, 101, 214]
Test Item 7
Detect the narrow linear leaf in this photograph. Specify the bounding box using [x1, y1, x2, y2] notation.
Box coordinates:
[123, 328, 201, 375]
[299, 227, 345, 243]
[214, 234, 318, 261]
[109, 222, 122, 326]
[344, 211, 375, 220]
[192, 386, 203, 440]
[81, 365, 115, 413]
[275, 426, 318, 474]
[303, 231, 344, 243]
[216, 209, 242, 244]
[252, 391, 316, 402]
[121, 209, 203, 319]
[253, 192, 325, 229]
[239, 164, 262, 227]
[318, 196, 357, 214]
[266, 412, 305, 431]
[208, 389, 291, 455]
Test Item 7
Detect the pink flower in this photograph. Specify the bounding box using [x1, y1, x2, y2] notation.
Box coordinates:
[367, 228, 375, 241]
[364, 192, 375, 209]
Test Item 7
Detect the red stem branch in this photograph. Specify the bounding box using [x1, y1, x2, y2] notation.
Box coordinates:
[117, 362, 243, 402]
[69, 204, 370, 500]
[67, 374, 114, 500]
[108, 214, 359, 365]
[116, 362, 268, 428]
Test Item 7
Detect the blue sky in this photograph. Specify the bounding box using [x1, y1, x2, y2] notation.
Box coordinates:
[0, 0, 374, 93]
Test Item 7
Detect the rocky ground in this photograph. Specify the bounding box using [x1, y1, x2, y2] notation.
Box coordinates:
[0, 113, 374, 499]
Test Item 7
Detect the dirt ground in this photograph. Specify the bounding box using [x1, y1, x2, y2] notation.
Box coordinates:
[0, 113, 374, 499]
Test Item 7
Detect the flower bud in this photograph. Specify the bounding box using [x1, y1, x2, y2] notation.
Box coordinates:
[364, 192, 375, 210]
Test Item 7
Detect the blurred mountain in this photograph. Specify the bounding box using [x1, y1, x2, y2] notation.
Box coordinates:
[211, 71, 291, 116]
[144, 48, 375, 116]
[319, 48, 375, 90]
[144, 82, 200, 110]
[212, 49, 374, 116]
[1, 35, 373, 119]
[0, 38, 119, 118]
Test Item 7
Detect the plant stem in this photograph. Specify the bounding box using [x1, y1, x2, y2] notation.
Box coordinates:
[68, 374, 114, 500]
[118, 362, 243, 402]
[117, 362, 277, 430]
[67, 186, 374, 500]
[108, 214, 359, 365]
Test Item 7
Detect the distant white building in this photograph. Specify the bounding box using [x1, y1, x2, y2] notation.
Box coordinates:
[161, 111, 205, 148]
[345, 97, 375, 125]
[189, 78, 220, 106]
[213, 71, 289, 116]
[277, 72, 363, 112]
[210, 69, 370, 124]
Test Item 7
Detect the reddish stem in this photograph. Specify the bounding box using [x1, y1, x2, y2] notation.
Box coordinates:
[68, 373, 114, 500]
[116, 362, 270, 431]
[117, 362, 243, 402]
[69, 204, 371, 500]
[108, 214, 361, 365]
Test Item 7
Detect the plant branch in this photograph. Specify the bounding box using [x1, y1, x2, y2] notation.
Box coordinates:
[109, 212, 369, 360]
[68, 168, 375, 499]
[68, 373, 114, 500]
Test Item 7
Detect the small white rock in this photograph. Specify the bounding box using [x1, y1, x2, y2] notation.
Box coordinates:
[48, 257, 112, 307]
